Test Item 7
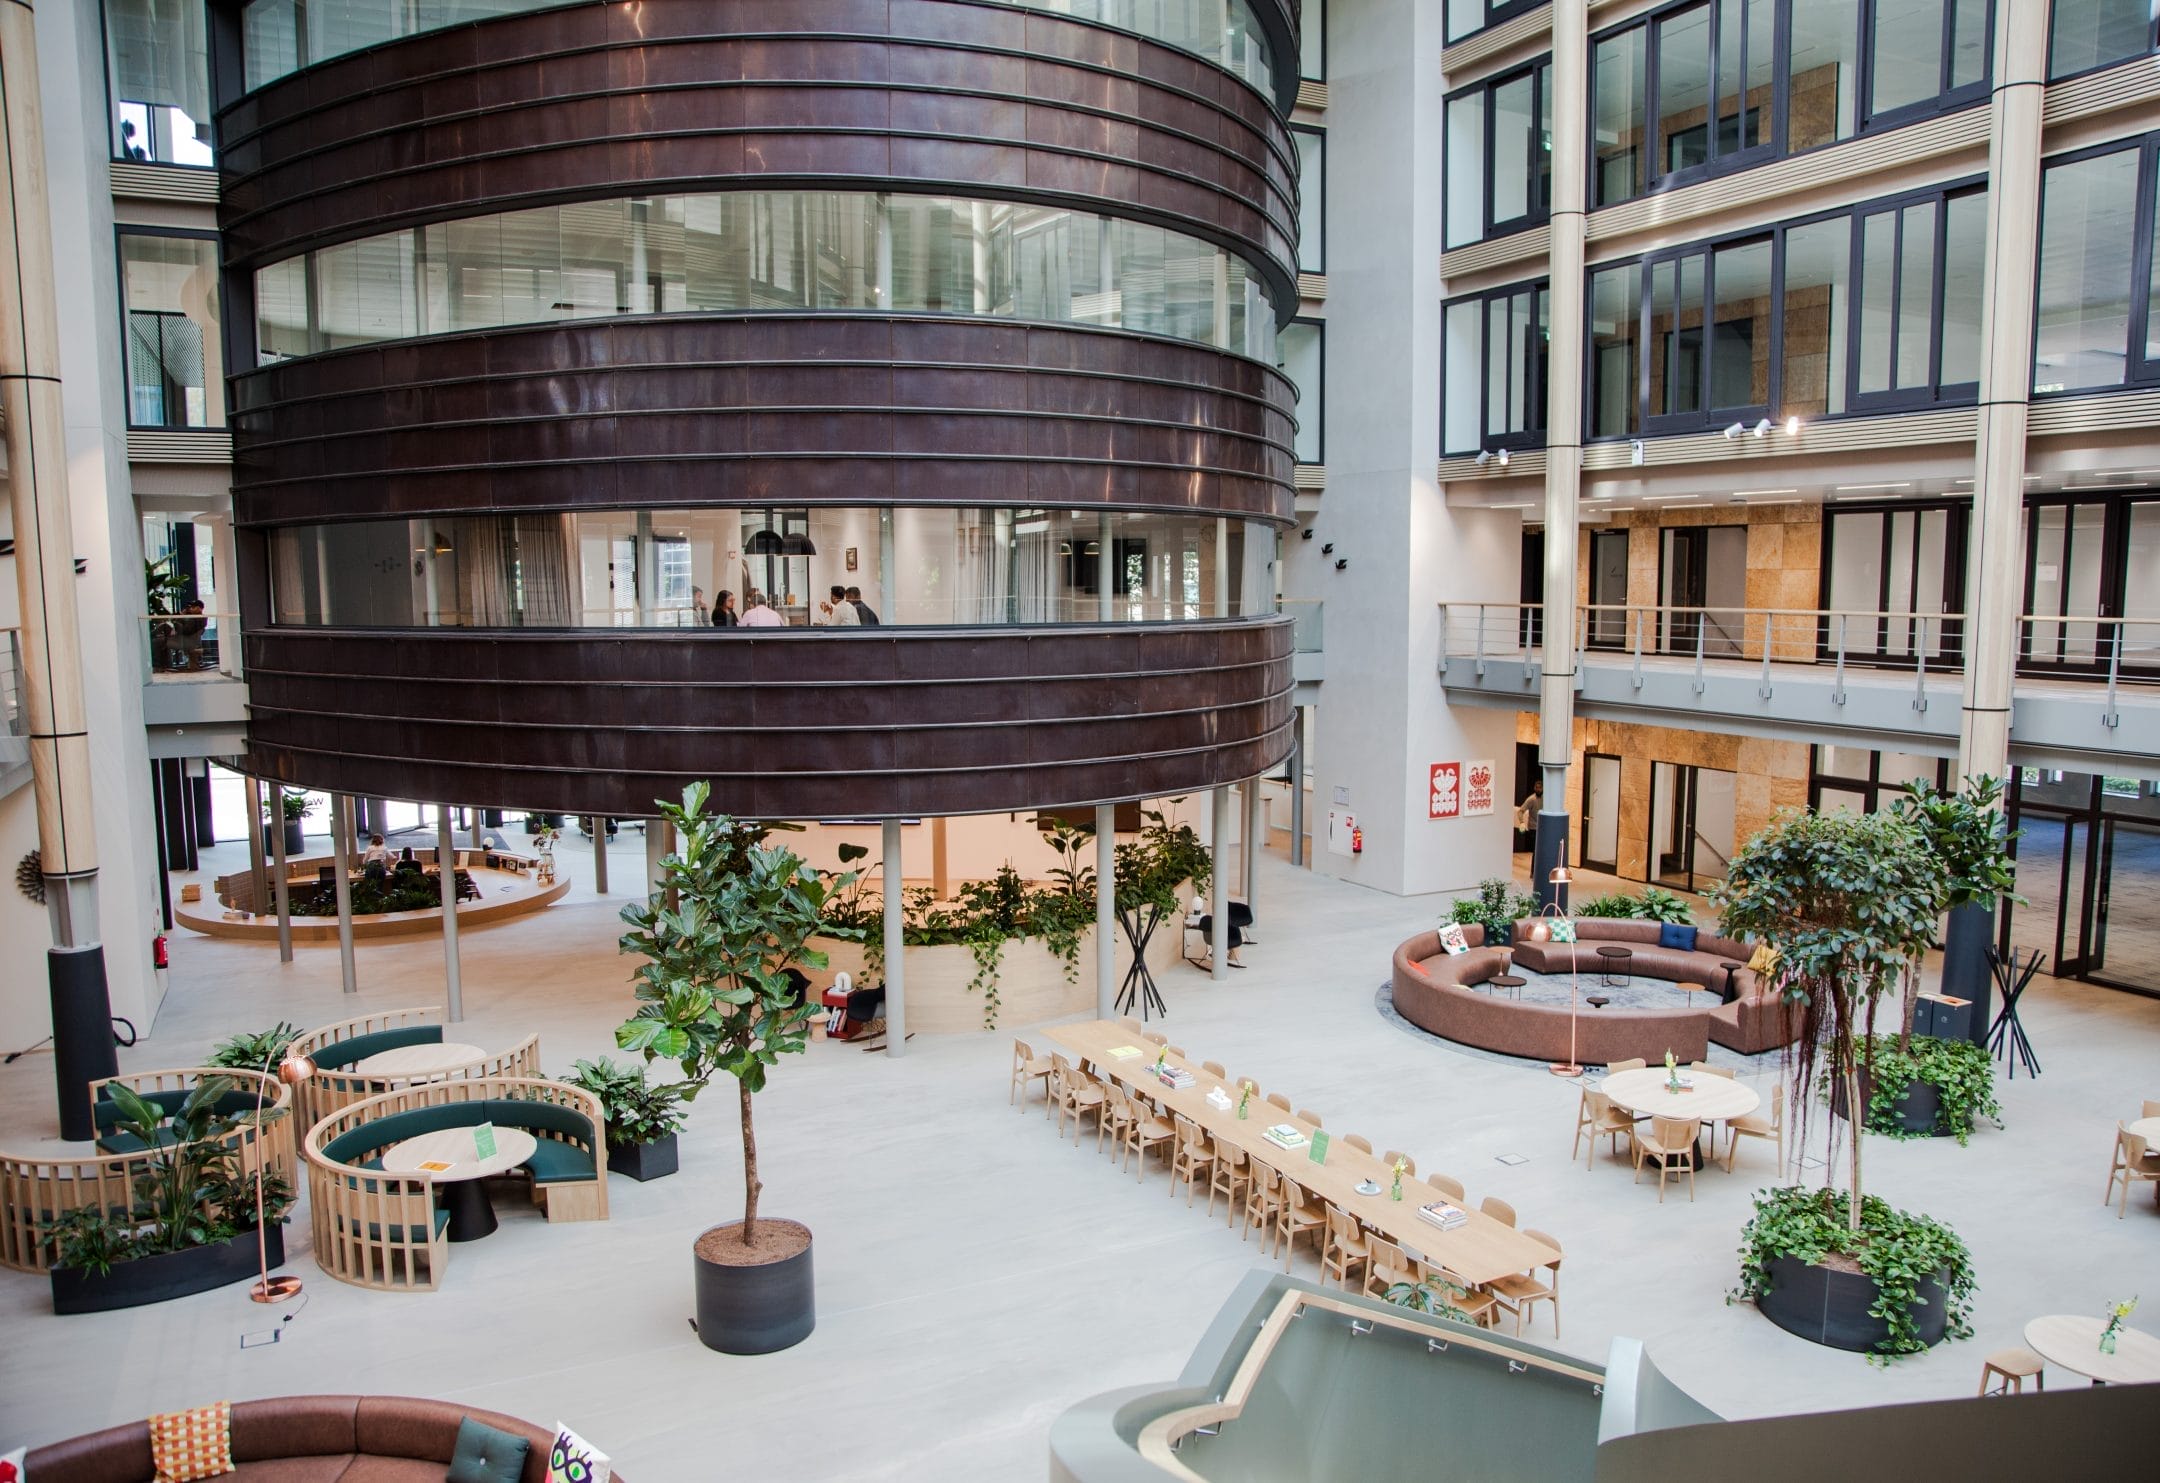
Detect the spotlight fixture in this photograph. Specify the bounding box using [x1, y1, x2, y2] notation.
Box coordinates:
[1334, 557, 1348, 571]
[1497, 449, 1510, 467]
[1475, 450, 1495, 467]
[1629, 439, 1645, 467]
[1723, 422, 1746, 440]
[1785, 415, 1802, 436]
[1753, 418, 1772, 438]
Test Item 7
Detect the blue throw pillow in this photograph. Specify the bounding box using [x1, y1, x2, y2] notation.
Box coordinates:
[448, 1416, 531, 1483]
[1659, 922, 1699, 952]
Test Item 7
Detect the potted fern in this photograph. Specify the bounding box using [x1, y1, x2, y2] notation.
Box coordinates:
[566, 1057, 689, 1181]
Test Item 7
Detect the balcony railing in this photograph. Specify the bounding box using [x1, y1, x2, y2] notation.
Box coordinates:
[143, 611, 241, 679]
[1281, 598, 1324, 652]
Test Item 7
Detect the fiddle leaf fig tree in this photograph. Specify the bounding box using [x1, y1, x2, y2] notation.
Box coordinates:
[1710, 808, 1950, 1234]
[615, 783, 856, 1246]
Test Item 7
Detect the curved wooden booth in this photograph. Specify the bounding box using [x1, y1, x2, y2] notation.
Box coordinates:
[179, 849, 569, 943]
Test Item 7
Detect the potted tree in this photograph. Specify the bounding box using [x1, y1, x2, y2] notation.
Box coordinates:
[614, 783, 856, 1354]
[1713, 808, 1976, 1358]
[1893, 775, 2020, 1044]
[263, 788, 314, 857]
[566, 1056, 689, 1181]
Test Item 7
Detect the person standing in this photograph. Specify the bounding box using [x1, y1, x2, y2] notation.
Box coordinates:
[712, 590, 739, 627]
[847, 585, 880, 625]
[689, 586, 710, 625]
[739, 591, 785, 627]
[818, 584, 861, 626]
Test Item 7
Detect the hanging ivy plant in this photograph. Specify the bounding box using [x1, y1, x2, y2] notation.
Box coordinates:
[1836, 1035, 2003, 1146]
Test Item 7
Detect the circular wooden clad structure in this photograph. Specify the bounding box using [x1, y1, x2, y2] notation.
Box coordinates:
[178, 852, 569, 942]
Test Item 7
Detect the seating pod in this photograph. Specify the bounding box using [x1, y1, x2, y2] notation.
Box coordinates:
[1507, 920, 1801, 1055]
[303, 1076, 608, 1292]
[0, 1068, 294, 1274]
[288, 1005, 445, 1128]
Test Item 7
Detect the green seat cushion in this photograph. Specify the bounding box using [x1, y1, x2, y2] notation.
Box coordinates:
[94, 1127, 185, 1155]
[322, 1103, 481, 1165]
[351, 1207, 452, 1243]
[310, 1024, 444, 1071]
[92, 1086, 257, 1133]
[448, 1417, 531, 1483]
[482, 1098, 595, 1145]
[520, 1140, 596, 1184]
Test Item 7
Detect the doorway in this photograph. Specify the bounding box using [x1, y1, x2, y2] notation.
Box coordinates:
[2020, 496, 2160, 675]
[1658, 525, 1747, 655]
[1586, 528, 1630, 650]
[2005, 770, 2160, 996]
[1649, 761, 1735, 891]
[1580, 752, 1622, 873]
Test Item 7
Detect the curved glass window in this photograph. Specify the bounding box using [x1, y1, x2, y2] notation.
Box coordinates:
[255, 192, 1278, 364]
[269, 509, 1277, 628]
[241, 0, 1275, 96]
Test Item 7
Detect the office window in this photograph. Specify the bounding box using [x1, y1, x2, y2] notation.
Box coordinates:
[1446, 0, 1542, 45]
[1593, 0, 1988, 207]
[1592, 178, 1982, 437]
[121, 232, 223, 428]
[1293, 129, 1325, 273]
[2034, 142, 2149, 395]
[1441, 279, 1549, 455]
[1277, 321, 1323, 465]
[1444, 59, 1553, 249]
[2049, 0, 2155, 79]
[103, 0, 215, 166]
[1301, 0, 1325, 80]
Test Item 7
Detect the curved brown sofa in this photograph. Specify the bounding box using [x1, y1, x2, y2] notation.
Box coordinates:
[22, 1395, 623, 1482]
[1508, 919, 1800, 1056]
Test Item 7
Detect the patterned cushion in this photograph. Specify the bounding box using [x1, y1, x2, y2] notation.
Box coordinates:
[1549, 918, 1576, 944]
[149, 1402, 234, 1482]
[548, 1423, 610, 1483]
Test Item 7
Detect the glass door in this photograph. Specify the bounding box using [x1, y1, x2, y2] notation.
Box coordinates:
[1649, 761, 1735, 891]
[1587, 528, 1630, 649]
[1658, 525, 1746, 654]
[1581, 753, 1622, 872]
[2021, 500, 2109, 669]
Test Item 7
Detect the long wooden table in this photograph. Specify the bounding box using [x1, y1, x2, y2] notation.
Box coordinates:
[1044, 1020, 1556, 1287]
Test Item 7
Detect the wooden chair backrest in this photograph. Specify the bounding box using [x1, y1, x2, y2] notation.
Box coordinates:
[1383, 1151, 1412, 1173]
[1427, 1174, 1465, 1201]
[1266, 1092, 1292, 1112]
[1297, 1110, 1324, 1128]
[1203, 1061, 1227, 1078]
[1325, 1202, 1358, 1242]
[1480, 1196, 1516, 1227]
[1651, 1115, 1700, 1146]
[1013, 1039, 1035, 1067]
[1609, 1058, 1646, 1073]
[1524, 1229, 1563, 1265]
[1344, 1134, 1373, 1153]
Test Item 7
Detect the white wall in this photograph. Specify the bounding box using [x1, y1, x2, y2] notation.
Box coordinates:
[1293, 0, 1519, 898]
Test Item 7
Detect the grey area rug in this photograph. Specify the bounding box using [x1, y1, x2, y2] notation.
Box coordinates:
[1373, 981, 1785, 1075]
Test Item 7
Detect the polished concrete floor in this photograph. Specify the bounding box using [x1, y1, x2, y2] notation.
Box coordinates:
[2, 831, 2157, 1479]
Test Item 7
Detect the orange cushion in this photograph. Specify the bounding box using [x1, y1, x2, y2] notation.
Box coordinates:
[149, 1402, 235, 1482]
[1407, 960, 1430, 979]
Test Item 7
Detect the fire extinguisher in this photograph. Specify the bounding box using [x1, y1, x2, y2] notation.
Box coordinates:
[1350, 823, 1364, 855]
[153, 934, 169, 969]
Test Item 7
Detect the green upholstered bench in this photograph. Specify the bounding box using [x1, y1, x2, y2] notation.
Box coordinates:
[92, 1086, 261, 1155]
[309, 1024, 445, 1071]
[323, 1099, 598, 1191]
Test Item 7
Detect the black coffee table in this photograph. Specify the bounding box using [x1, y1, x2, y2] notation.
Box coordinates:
[1595, 945, 1632, 987]
[1487, 974, 1525, 1000]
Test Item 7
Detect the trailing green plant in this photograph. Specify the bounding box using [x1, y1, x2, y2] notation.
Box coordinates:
[614, 783, 856, 1246]
[1729, 1187, 1976, 1362]
[1573, 887, 1694, 924]
[1448, 878, 1539, 945]
[565, 1056, 690, 1148]
[205, 1022, 300, 1071]
[1382, 1271, 1480, 1324]
[143, 554, 189, 617]
[1836, 1034, 2002, 1146]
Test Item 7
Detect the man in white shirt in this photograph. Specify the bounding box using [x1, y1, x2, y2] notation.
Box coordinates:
[740, 591, 785, 628]
[818, 585, 860, 626]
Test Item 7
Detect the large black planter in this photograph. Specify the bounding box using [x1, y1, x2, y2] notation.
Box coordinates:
[1758, 1255, 1952, 1353]
[51, 1224, 285, 1315]
[607, 1133, 679, 1182]
[1940, 901, 1995, 1045]
[282, 819, 306, 856]
[1831, 1073, 1958, 1138]
[693, 1222, 814, 1355]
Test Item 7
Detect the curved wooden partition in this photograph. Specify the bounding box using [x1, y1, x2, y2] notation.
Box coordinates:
[230, 317, 1296, 528]
[216, 0, 1301, 307]
[244, 618, 1294, 818]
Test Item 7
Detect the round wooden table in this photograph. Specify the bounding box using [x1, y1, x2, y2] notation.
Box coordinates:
[2023, 1315, 2160, 1385]
[380, 1126, 538, 1241]
[352, 1042, 487, 1078]
[2125, 1116, 2160, 1144]
[1601, 1067, 1760, 1171]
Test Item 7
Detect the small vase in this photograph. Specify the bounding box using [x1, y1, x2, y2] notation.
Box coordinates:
[2101, 1327, 2119, 1355]
[1237, 1100, 1249, 1120]
[1391, 1177, 1402, 1202]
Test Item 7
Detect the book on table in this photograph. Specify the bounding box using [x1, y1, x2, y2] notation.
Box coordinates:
[1263, 1123, 1309, 1150]
[1107, 1045, 1143, 1059]
[1157, 1067, 1196, 1090]
[1417, 1200, 1468, 1230]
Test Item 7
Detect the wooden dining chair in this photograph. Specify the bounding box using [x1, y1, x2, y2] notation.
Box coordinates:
[1142, 1030, 1168, 1047]
[1320, 1202, 1372, 1291]
[1479, 1195, 1516, 1228]
[1424, 1173, 1466, 1203]
[2106, 1124, 2160, 1217]
[1381, 1150, 1415, 1175]
[1725, 1085, 1785, 1175]
[1207, 1142, 1253, 1225]
[1425, 1263, 1499, 1328]
[1689, 1060, 1736, 1080]
[1265, 1092, 1293, 1114]
[1095, 1082, 1134, 1159]
[1490, 1230, 1563, 1338]
[1049, 1054, 1106, 1143]
[1118, 1016, 1145, 1035]
[1010, 1039, 1054, 1113]
[1365, 1236, 1419, 1300]
[1166, 1045, 1188, 1059]
[1635, 1116, 1701, 1202]
[1273, 1178, 1326, 1272]
[2144, 1099, 2160, 1119]
[1607, 1057, 1647, 1073]
[1575, 1089, 1636, 1168]
[1978, 1348, 2045, 1396]
[1244, 1162, 1285, 1249]
[1121, 1088, 1176, 1180]
[1297, 1109, 1325, 1129]
[1343, 1133, 1374, 1154]
[1169, 1114, 1216, 1206]
[1202, 1060, 1228, 1080]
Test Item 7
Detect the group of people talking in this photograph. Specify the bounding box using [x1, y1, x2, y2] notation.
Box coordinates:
[694, 585, 882, 628]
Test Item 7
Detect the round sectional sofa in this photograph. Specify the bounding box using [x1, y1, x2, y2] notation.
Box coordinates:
[1390, 919, 1801, 1067]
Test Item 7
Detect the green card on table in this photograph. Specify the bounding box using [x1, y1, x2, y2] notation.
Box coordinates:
[1308, 1130, 1330, 1164]
[474, 1122, 497, 1159]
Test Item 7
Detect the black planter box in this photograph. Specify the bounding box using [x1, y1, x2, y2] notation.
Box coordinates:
[51, 1224, 285, 1315]
[606, 1133, 679, 1182]
[693, 1223, 815, 1355]
[1758, 1255, 1951, 1353]
[1831, 1073, 1958, 1138]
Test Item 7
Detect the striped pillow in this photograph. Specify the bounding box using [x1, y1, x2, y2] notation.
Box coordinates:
[149, 1402, 234, 1482]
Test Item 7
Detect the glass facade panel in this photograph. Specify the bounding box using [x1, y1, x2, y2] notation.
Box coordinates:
[2050, 0, 2153, 79]
[1709, 239, 1771, 410]
[257, 192, 1278, 364]
[1443, 300, 1484, 454]
[269, 510, 1275, 628]
[1301, 0, 1326, 79]
[1442, 280, 1549, 454]
[1778, 217, 1849, 418]
[1785, 0, 1859, 151]
[1277, 321, 1322, 464]
[1894, 200, 1939, 391]
[1941, 191, 1987, 381]
[1294, 130, 1325, 273]
[104, 0, 215, 165]
[1870, 1, 1947, 115]
[243, 0, 1277, 93]
[1593, 26, 1649, 206]
[1491, 74, 1536, 226]
[1855, 208, 1898, 395]
[1445, 92, 1487, 250]
[121, 234, 224, 428]
[1444, 61, 1552, 247]
[2034, 147, 2140, 394]
[1589, 266, 1642, 437]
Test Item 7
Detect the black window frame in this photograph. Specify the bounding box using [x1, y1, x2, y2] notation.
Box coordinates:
[114, 223, 226, 432]
[1849, 186, 1986, 413]
[1291, 124, 1326, 274]
[98, 0, 220, 171]
[1441, 276, 1553, 457]
[2044, 0, 2158, 84]
[1300, 0, 1327, 81]
[1277, 317, 1325, 467]
[1583, 174, 1987, 441]
[2031, 133, 2160, 399]
[1444, 56, 1554, 250]
[1813, 497, 1971, 666]
[1444, 0, 1545, 47]
[1589, 0, 1993, 208]
[1807, 744, 1950, 814]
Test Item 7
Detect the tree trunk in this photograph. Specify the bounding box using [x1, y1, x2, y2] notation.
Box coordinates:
[740, 1078, 760, 1245]
[1844, 1061, 1864, 1233]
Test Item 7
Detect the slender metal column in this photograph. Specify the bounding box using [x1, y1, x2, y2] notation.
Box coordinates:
[591, 816, 609, 894]
[437, 806, 462, 1022]
[244, 777, 270, 918]
[1959, 0, 2047, 784]
[1535, 0, 1590, 906]
[1095, 804, 1116, 1019]
[1241, 776, 1261, 921]
[330, 796, 357, 993]
[882, 819, 905, 1055]
[269, 793, 292, 962]
[1288, 706, 1306, 868]
[1099, 512, 1115, 621]
[1210, 786, 1230, 980]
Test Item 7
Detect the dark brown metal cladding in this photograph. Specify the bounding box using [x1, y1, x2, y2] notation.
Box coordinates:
[242, 620, 1295, 816]
[215, 0, 1299, 308]
[229, 316, 1296, 526]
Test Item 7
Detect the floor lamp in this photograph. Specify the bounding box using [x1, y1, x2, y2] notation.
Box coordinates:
[1528, 866, 1581, 1078]
[251, 1051, 314, 1303]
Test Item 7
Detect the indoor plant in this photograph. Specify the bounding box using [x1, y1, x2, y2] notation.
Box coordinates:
[1573, 887, 1693, 924]
[45, 1077, 294, 1314]
[1892, 775, 2020, 1042]
[614, 782, 856, 1354]
[206, 1022, 300, 1071]
[566, 1056, 690, 1181]
[263, 787, 315, 856]
[1448, 878, 1539, 946]
[1831, 1033, 2002, 1144]
[1713, 807, 1968, 1359]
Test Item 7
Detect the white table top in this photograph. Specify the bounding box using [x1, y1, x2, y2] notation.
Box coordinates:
[352, 1042, 488, 1077]
[2125, 1117, 2160, 1144]
[2023, 1315, 2160, 1384]
[379, 1126, 537, 1183]
[1601, 1067, 1761, 1123]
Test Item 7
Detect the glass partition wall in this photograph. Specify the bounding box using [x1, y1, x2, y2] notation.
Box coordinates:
[269, 509, 1276, 629]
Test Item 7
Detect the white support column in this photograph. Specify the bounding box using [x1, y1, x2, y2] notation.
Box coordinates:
[882, 819, 906, 1054]
[330, 795, 357, 993]
[1289, 707, 1306, 868]
[1099, 511, 1115, 621]
[1095, 804, 1116, 1019]
[644, 818, 672, 902]
[437, 806, 463, 1022]
[1242, 775, 1261, 922]
[269, 794, 293, 963]
[591, 816, 609, 894]
[1210, 785, 1230, 980]
[1960, 0, 2048, 784]
[243, 777, 269, 922]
